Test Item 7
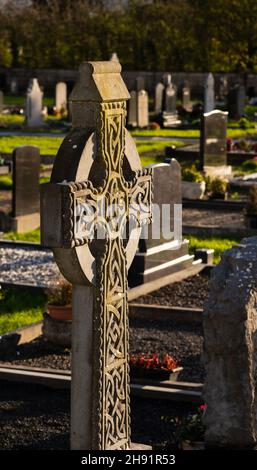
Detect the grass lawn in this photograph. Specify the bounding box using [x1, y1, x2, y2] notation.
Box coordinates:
[0, 288, 45, 335]
[0, 135, 183, 167]
[4, 95, 54, 107]
[187, 234, 240, 264]
[2, 229, 41, 243]
[0, 135, 64, 154]
[132, 127, 257, 139]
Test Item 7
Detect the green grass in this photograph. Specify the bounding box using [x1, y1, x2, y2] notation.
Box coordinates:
[0, 288, 45, 335]
[0, 135, 63, 154]
[4, 95, 54, 107]
[0, 114, 25, 127]
[132, 129, 200, 138]
[2, 229, 41, 243]
[132, 127, 257, 139]
[187, 234, 240, 264]
[0, 174, 12, 189]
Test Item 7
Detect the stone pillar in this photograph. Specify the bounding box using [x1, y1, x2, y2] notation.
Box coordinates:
[203, 237, 257, 449]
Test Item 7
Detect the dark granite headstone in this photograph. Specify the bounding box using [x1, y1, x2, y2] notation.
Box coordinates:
[200, 110, 228, 169]
[128, 159, 193, 286]
[227, 84, 246, 118]
[12, 146, 40, 217]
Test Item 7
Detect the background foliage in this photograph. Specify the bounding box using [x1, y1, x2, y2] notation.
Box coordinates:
[0, 0, 257, 72]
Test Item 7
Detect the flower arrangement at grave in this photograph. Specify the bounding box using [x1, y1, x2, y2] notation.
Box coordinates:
[129, 353, 182, 380]
[175, 404, 206, 449]
[46, 279, 72, 321]
[209, 177, 228, 200]
[182, 165, 204, 183]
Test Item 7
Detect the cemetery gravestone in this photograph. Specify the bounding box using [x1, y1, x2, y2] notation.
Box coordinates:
[129, 160, 194, 286]
[55, 81, 67, 114]
[0, 90, 4, 112]
[136, 76, 145, 92]
[204, 237, 257, 448]
[204, 73, 215, 113]
[12, 146, 40, 232]
[155, 82, 165, 114]
[41, 61, 153, 450]
[162, 82, 180, 127]
[128, 90, 137, 127]
[0, 146, 41, 233]
[25, 78, 43, 127]
[227, 84, 246, 118]
[200, 109, 231, 177]
[10, 78, 18, 94]
[137, 89, 149, 128]
[182, 82, 191, 111]
[218, 76, 228, 101]
[110, 52, 119, 62]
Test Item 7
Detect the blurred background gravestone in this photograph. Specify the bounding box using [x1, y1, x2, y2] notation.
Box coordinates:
[25, 78, 43, 127]
[55, 81, 67, 114]
[200, 109, 231, 177]
[128, 159, 194, 286]
[204, 73, 215, 113]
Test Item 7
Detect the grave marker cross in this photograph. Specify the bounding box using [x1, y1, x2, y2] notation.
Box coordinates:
[41, 62, 152, 450]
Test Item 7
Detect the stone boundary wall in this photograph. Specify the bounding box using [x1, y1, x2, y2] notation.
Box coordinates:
[1, 68, 257, 98]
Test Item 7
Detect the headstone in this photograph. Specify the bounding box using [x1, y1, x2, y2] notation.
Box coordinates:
[128, 160, 194, 286]
[10, 78, 18, 94]
[218, 76, 228, 100]
[110, 52, 119, 62]
[12, 146, 40, 232]
[200, 109, 231, 177]
[204, 73, 215, 113]
[25, 78, 43, 127]
[203, 237, 257, 449]
[155, 82, 165, 114]
[40, 61, 153, 450]
[162, 82, 180, 127]
[137, 90, 149, 128]
[128, 90, 137, 127]
[55, 81, 67, 113]
[227, 84, 246, 118]
[136, 76, 145, 92]
[163, 73, 172, 86]
[164, 82, 177, 113]
[0, 90, 3, 113]
[182, 82, 191, 111]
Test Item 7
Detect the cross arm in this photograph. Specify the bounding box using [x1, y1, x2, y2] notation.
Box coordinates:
[40, 180, 97, 248]
[127, 167, 153, 227]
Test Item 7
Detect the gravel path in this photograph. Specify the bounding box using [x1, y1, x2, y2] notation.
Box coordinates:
[136, 271, 210, 308]
[183, 207, 244, 228]
[0, 381, 196, 449]
[0, 247, 60, 286]
[0, 314, 205, 383]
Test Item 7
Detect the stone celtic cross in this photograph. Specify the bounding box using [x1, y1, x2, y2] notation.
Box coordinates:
[41, 62, 152, 450]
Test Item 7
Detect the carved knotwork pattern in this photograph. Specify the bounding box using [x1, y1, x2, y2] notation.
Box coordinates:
[93, 101, 130, 450]
[52, 101, 152, 450]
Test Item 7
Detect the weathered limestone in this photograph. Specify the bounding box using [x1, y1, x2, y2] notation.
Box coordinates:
[25, 78, 43, 127]
[55, 81, 67, 114]
[203, 237, 257, 449]
[41, 61, 153, 450]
